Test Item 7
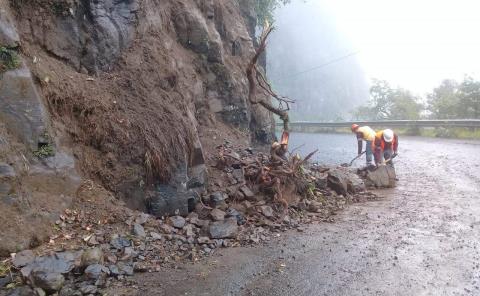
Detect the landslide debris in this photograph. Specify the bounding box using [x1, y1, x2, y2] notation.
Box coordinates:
[1, 142, 380, 295]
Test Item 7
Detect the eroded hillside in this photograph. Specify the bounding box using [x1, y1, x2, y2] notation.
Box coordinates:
[0, 0, 274, 255]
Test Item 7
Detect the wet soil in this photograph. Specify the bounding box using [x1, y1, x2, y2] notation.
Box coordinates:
[124, 136, 480, 295]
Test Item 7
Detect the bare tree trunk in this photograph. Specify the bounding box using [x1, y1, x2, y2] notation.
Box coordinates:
[246, 25, 292, 132]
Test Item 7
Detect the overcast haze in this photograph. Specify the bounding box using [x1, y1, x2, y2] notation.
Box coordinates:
[318, 0, 480, 94]
[268, 1, 370, 120]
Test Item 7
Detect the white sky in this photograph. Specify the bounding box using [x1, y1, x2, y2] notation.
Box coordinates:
[315, 0, 480, 94]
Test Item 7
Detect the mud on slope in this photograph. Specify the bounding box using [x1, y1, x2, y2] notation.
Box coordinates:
[11, 0, 274, 206]
[0, 0, 274, 254]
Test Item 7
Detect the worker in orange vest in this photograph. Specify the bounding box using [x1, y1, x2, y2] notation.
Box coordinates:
[373, 129, 398, 166]
[351, 124, 376, 165]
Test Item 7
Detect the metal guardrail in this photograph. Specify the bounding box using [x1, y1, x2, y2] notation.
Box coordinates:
[277, 120, 480, 128]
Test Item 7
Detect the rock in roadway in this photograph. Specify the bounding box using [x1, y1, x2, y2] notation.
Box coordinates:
[20, 252, 78, 279]
[366, 165, 396, 188]
[208, 219, 238, 239]
[135, 213, 150, 225]
[12, 250, 35, 268]
[169, 216, 186, 229]
[132, 223, 146, 238]
[210, 191, 228, 207]
[84, 264, 109, 280]
[110, 237, 131, 250]
[313, 172, 328, 189]
[327, 169, 349, 196]
[30, 270, 65, 293]
[225, 208, 246, 225]
[80, 248, 103, 267]
[210, 208, 225, 221]
[5, 286, 34, 296]
[259, 205, 274, 218]
[239, 185, 255, 200]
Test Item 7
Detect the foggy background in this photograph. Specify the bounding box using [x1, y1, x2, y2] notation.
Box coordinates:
[267, 1, 369, 121]
[267, 0, 480, 121]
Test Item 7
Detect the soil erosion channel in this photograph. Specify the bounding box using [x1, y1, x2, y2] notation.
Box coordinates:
[131, 136, 480, 295]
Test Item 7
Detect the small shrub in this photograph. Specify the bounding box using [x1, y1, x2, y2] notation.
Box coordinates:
[9, 0, 71, 16]
[33, 144, 55, 158]
[50, 1, 70, 16]
[0, 47, 20, 73]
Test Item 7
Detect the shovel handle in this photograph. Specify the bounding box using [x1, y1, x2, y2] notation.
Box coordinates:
[383, 153, 398, 165]
[349, 151, 366, 166]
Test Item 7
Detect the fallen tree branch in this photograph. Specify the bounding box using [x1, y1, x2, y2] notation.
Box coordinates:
[246, 24, 292, 132]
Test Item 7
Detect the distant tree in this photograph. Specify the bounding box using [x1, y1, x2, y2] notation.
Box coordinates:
[352, 79, 423, 120]
[389, 89, 423, 120]
[427, 77, 480, 119]
[368, 79, 395, 120]
[427, 79, 459, 119]
[458, 76, 480, 118]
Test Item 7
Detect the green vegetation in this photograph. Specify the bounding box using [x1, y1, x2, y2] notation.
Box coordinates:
[353, 76, 480, 121]
[51, 1, 71, 15]
[255, 0, 291, 24]
[352, 79, 423, 120]
[9, 0, 71, 16]
[428, 77, 480, 119]
[33, 144, 55, 158]
[0, 47, 20, 73]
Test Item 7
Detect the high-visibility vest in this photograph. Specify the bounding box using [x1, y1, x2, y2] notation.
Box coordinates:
[357, 126, 376, 141]
[373, 130, 396, 150]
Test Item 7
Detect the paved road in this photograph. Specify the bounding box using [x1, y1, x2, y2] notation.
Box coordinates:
[134, 137, 480, 296]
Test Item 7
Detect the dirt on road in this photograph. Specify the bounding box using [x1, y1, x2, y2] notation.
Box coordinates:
[118, 137, 480, 296]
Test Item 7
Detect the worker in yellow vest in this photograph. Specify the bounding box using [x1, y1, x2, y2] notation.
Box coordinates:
[351, 124, 376, 165]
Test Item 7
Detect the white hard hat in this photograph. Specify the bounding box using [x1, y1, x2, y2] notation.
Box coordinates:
[383, 129, 394, 143]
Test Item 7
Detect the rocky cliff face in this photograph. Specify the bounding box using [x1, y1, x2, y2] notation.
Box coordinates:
[0, 0, 274, 255]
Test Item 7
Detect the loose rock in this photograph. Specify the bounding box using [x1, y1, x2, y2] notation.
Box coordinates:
[110, 237, 131, 250]
[366, 165, 396, 188]
[209, 219, 238, 239]
[116, 262, 134, 276]
[135, 213, 150, 225]
[80, 248, 103, 267]
[210, 208, 226, 221]
[133, 223, 146, 238]
[210, 191, 228, 207]
[12, 250, 35, 268]
[239, 185, 255, 200]
[6, 286, 34, 296]
[30, 270, 65, 293]
[259, 205, 274, 218]
[150, 232, 162, 240]
[84, 264, 109, 280]
[169, 216, 186, 229]
[225, 208, 246, 225]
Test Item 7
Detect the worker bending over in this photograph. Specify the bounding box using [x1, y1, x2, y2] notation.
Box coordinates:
[373, 129, 398, 166]
[351, 124, 376, 165]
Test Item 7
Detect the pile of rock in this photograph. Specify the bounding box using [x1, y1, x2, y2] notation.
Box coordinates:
[1, 144, 382, 295]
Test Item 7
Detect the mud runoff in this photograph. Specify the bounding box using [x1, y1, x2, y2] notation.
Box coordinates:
[124, 136, 480, 295]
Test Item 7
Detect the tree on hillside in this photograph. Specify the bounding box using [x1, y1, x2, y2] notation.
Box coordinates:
[352, 79, 423, 120]
[255, 0, 291, 24]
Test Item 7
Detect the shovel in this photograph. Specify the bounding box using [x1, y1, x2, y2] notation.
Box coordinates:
[382, 153, 398, 165]
[366, 153, 398, 172]
[342, 151, 366, 167]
